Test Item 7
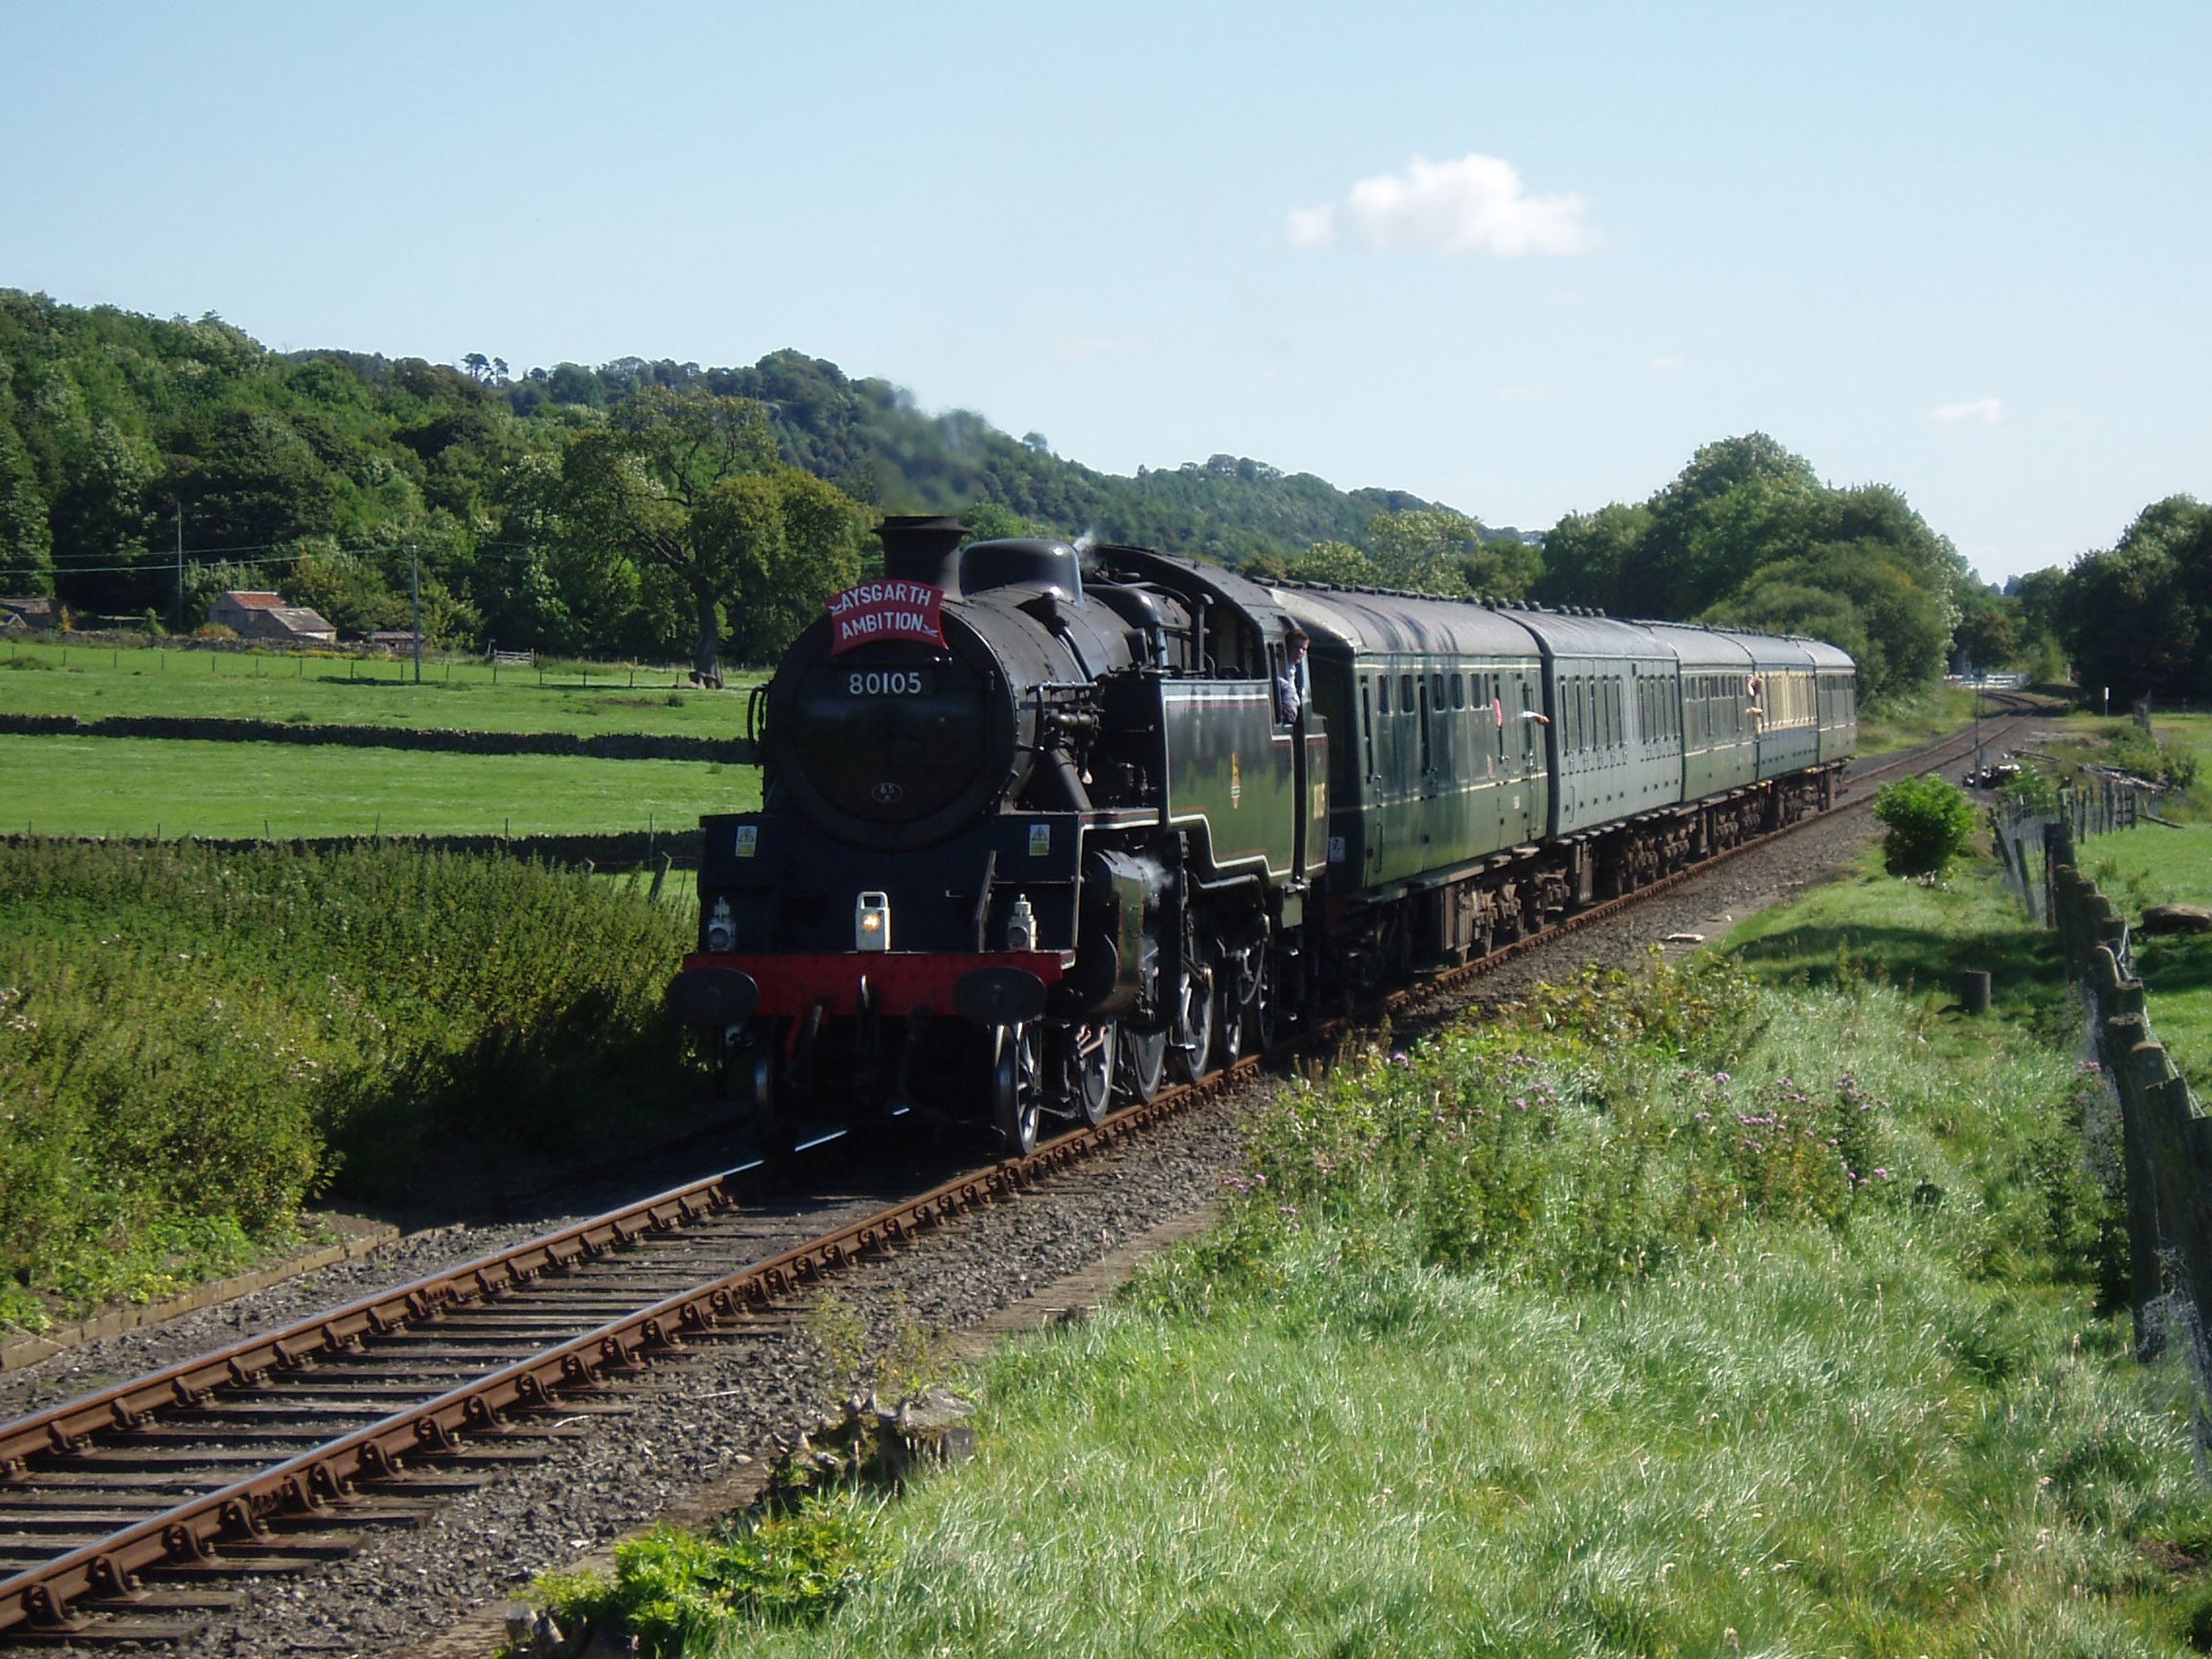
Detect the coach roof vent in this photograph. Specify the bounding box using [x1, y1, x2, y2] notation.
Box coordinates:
[875, 515, 966, 594]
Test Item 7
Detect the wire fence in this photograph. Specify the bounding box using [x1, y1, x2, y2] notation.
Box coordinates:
[1994, 798, 2212, 1399]
[1990, 777, 2153, 925]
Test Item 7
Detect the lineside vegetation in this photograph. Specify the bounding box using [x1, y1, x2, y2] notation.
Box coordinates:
[579, 849, 2211, 1658]
[0, 841, 691, 1328]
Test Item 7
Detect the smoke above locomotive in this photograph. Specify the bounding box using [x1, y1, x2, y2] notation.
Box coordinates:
[666, 515, 1856, 1156]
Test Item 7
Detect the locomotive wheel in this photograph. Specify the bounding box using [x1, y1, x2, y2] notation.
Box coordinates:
[1249, 957, 1280, 1052]
[1117, 1024, 1169, 1103]
[1170, 957, 1215, 1084]
[1211, 972, 1244, 1071]
[992, 1021, 1045, 1156]
[1066, 1020, 1118, 1128]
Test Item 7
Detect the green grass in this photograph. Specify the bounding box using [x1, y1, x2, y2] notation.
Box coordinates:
[1857, 683, 1980, 757]
[1724, 845, 2069, 1039]
[0, 635, 763, 740]
[0, 841, 695, 1329]
[0, 734, 759, 838]
[550, 847, 2210, 1658]
[2061, 819, 2212, 1092]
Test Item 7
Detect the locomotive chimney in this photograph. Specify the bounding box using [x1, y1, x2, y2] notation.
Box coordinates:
[875, 514, 967, 594]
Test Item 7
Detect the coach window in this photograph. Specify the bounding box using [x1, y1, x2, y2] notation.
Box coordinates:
[1418, 680, 1433, 774]
[1377, 676, 1390, 716]
[1401, 673, 1414, 714]
[1452, 672, 1465, 709]
[1361, 679, 1375, 780]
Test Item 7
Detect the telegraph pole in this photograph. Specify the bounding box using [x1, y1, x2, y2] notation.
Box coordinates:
[173, 501, 184, 632]
[409, 544, 422, 685]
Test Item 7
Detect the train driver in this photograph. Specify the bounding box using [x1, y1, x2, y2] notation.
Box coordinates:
[1275, 626, 1311, 726]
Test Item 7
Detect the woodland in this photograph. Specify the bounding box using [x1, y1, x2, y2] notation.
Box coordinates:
[0, 288, 2146, 697]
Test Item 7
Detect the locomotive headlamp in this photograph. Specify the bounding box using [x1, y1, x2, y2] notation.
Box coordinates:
[855, 891, 892, 952]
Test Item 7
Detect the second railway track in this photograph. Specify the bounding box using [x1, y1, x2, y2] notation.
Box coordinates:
[0, 704, 2045, 1650]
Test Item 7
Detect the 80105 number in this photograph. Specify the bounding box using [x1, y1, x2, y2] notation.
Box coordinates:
[847, 670, 931, 696]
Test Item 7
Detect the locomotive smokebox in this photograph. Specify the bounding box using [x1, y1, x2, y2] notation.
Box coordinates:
[876, 514, 967, 594]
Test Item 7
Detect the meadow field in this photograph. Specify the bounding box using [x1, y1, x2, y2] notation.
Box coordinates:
[0, 636, 764, 740]
[0, 734, 760, 838]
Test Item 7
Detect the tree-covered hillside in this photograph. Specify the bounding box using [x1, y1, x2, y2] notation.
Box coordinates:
[0, 291, 1515, 666]
[0, 290, 2012, 702]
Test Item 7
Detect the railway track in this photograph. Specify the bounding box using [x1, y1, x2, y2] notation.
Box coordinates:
[0, 705, 2044, 1648]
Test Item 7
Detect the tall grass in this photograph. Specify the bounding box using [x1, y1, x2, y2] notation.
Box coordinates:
[0, 841, 692, 1325]
[665, 950, 2203, 1656]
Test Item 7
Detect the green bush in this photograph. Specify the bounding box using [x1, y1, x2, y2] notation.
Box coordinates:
[2106, 729, 2200, 789]
[535, 1498, 886, 1655]
[1872, 773, 1979, 876]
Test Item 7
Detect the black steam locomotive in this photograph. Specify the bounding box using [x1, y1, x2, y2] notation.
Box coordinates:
[665, 516, 1857, 1154]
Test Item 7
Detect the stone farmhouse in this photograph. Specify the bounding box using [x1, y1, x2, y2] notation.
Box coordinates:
[0, 596, 54, 633]
[210, 591, 338, 644]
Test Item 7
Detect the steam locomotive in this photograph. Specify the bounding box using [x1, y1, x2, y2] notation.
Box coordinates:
[665, 516, 1857, 1154]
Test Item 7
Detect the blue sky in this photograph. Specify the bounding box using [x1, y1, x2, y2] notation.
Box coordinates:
[4, 1, 2204, 584]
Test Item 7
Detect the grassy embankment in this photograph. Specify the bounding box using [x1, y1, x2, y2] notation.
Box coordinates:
[1, 634, 764, 737]
[552, 847, 2212, 1658]
[0, 841, 695, 1331]
[1855, 682, 1980, 758]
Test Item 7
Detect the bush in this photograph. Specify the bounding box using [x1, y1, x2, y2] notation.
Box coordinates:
[2106, 729, 2200, 790]
[0, 842, 693, 1323]
[1873, 774, 1979, 876]
[535, 1498, 887, 1654]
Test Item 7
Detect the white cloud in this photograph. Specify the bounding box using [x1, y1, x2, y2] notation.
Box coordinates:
[1290, 154, 1595, 257]
[1495, 385, 1553, 403]
[1649, 355, 1688, 372]
[1931, 397, 2003, 425]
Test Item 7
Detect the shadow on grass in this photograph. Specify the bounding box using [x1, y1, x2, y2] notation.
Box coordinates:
[2129, 933, 2212, 993]
[1730, 916, 2066, 1018]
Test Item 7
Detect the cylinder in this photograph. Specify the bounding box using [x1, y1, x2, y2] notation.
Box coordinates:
[1958, 969, 1993, 1015]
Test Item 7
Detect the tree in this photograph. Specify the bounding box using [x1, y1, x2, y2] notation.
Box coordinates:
[550, 389, 868, 675]
[1364, 508, 1501, 595]
[1285, 539, 1379, 586]
[1949, 582, 2018, 673]
[2056, 498, 2212, 702]
[0, 418, 51, 593]
[552, 389, 779, 677]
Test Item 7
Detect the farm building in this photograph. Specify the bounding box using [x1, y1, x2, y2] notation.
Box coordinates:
[0, 596, 54, 632]
[210, 591, 338, 644]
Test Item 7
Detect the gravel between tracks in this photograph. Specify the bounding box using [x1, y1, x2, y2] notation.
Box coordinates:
[16, 728, 2029, 1657]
